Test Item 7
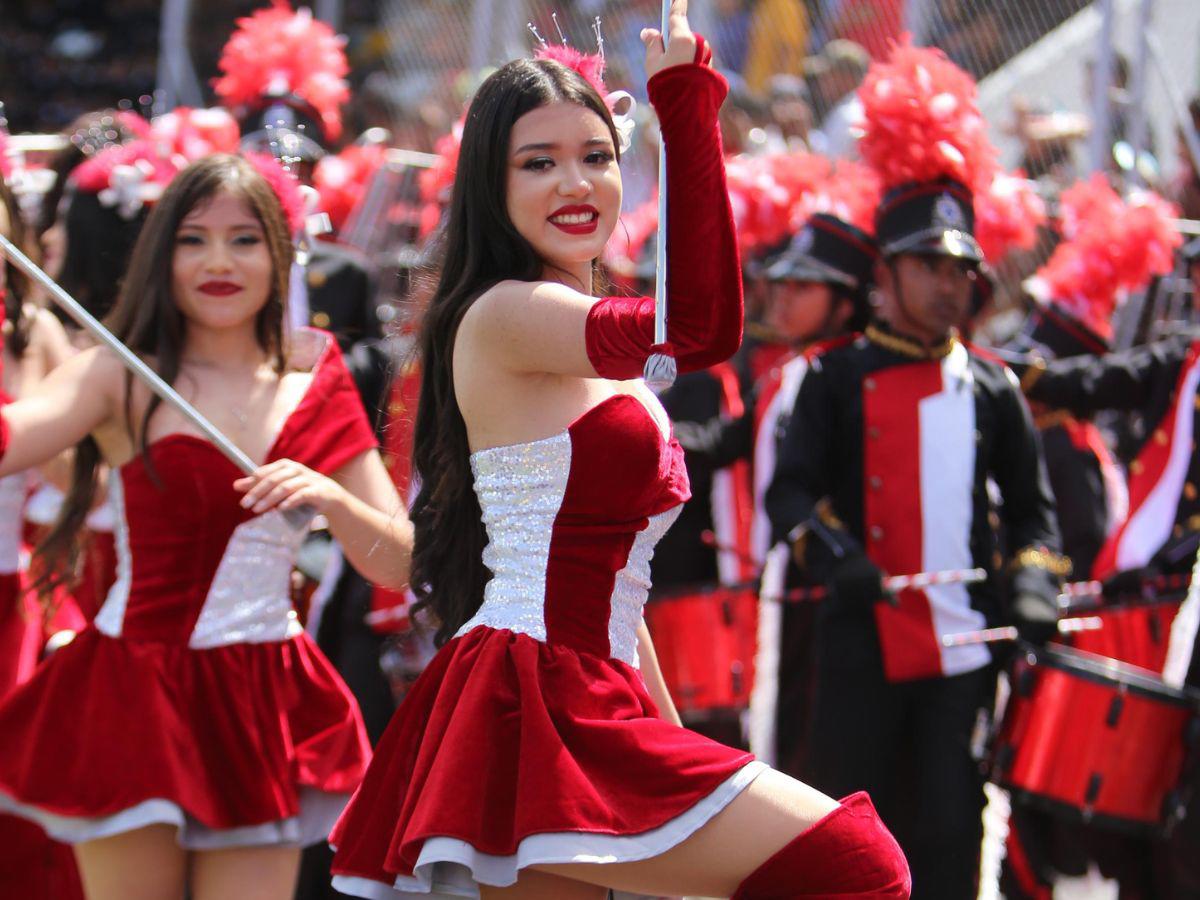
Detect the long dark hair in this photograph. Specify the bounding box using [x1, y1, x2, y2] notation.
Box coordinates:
[410, 59, 620, 646]
[34, 154, 293, 599]
[0, 180, 30, 360]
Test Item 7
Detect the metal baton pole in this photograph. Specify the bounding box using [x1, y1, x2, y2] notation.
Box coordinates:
[0, 232, 257, 475]
[643, 0, 676, 390]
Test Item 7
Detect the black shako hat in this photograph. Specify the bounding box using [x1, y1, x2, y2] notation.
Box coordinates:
[238, 94, 327, 163]
[764, 213, 878, 289]
[875, 176, 983, 264]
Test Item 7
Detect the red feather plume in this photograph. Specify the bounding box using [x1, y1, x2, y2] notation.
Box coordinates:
[1031, 175, 1180, 340]
[858, 36, 997, 192]
[151, 107, 241, 163]
[974, 170, 1046, 264]
[417, 122, 462, 238]
[213, 1, 350, 142]
[243, 152, 306, 234]
[790, 158, 882, 235]
[314, 143, 388, 234]
[535, 44, 608, 97]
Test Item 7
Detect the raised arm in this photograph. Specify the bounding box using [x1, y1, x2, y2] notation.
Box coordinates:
[464, 8, 741, 381]
[0, 346, 119, 477]
[1022, 335, 1190, 416]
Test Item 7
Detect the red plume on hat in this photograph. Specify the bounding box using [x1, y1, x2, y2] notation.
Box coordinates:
[725, 156, 788, 258]
[213, 1, 350, 142]
[791, 158, 882, 235]
[151, 107, 241, 162]
[858, 36, 997, 193]
[314, 143, 388, 234]
[1028, 174, 1180, 342]
[243, 152, 306, 234]
[974, 170, 1046, 265]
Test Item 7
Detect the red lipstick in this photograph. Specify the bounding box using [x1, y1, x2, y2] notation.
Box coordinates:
[548, 204, 599, 235]
[198, 281, 243, 296]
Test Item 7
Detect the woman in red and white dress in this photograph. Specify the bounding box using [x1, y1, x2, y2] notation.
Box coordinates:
[330, 4, 908, 898]
[0, 153, 412, 900]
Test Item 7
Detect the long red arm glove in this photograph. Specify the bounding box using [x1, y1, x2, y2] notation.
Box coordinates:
[585, 42, 743, 379]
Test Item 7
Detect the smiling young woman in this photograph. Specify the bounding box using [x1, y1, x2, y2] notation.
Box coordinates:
[0, 153, 412, 900]
[327, 2, 909, 899]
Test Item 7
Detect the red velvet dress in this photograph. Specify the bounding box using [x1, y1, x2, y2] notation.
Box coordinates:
[0, 329, 374, 849]
[330, 56, 764, 898]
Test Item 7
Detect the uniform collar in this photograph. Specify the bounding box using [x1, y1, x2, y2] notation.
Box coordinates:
[865, 322, 958, 361]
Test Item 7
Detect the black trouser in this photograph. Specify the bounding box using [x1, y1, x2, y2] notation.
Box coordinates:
[804, 622, 993, 900]
[295, 567, 396, 900]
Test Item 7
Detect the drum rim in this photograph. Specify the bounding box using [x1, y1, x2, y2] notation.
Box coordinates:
[1017, 641, 1200, 707]
[997, 782, 1177, 838]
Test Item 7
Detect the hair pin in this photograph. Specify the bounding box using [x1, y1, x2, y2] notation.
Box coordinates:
[527, 22, 548, 49]
[592, 17, 605, 60]
[551, 12, 568, 45]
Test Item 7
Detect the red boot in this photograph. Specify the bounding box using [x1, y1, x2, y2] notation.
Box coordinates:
[732, 792, 911, 899]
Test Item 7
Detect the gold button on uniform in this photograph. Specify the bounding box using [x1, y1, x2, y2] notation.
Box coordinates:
[308, 269, 328, 289]
[311, 311, 331, 328]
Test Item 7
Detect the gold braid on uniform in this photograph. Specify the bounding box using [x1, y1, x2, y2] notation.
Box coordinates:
[791, 498, 846, 567]
[1019, 355, 1047, 393]
[865, 324, 957, 361]
[1010, 545, 1072, 577]
[1032, 409, 1077, 431]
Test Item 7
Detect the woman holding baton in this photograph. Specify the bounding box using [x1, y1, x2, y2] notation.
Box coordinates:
[330, 4, 908, 898]
[0, 152, 411, 900]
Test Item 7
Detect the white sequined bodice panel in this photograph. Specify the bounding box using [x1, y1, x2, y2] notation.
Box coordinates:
[0, 472, 28, 574]
[186, 511, 308, 648]
[458, 434, 571, 647]
[456, 427, 682, 667]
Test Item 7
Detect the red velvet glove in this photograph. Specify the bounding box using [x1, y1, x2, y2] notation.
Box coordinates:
[585, 41, 743, 380]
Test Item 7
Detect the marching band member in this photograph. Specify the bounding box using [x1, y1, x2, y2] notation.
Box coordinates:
[1012, 228, 1200, 900]
[0, 152, 410, 900]
[329, 4, 909, 897]
[766, 41, 1064, 899]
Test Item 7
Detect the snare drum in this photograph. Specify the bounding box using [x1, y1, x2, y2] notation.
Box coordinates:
[1065, 600, 1180, 672]
[644, 585, 758, 720]
[990, 642, 1200, 835]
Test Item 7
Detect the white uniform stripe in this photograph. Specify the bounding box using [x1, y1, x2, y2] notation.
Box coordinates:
[919, 345, 989, 675]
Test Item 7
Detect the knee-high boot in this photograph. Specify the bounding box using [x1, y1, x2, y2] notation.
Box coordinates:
[731, 792, 911, 899]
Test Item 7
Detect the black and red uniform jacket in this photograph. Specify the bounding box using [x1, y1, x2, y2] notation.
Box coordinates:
[766, 325, 1063, 682]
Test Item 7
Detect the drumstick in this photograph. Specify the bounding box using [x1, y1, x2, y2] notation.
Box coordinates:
[940, 616, 1104, 648]
[1060, 572, 1191, 602]
[0, 234, 313, 526]
[643, 0, 676, 390]
[761, 567, 988, 604]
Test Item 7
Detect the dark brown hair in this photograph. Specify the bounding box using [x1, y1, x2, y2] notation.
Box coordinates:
[410, 58, 620, 645]
[35, 154, 294, 599]
[0, 180, 30, 359]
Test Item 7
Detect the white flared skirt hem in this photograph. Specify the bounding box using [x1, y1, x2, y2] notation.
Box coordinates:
[332, 759, 768, 899]
[0, 785, 349, 849]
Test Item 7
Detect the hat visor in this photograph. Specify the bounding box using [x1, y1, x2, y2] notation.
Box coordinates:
[764, 254, 856, 286]
[240, 128, 326, 163]
[891, 229, 984, 264]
